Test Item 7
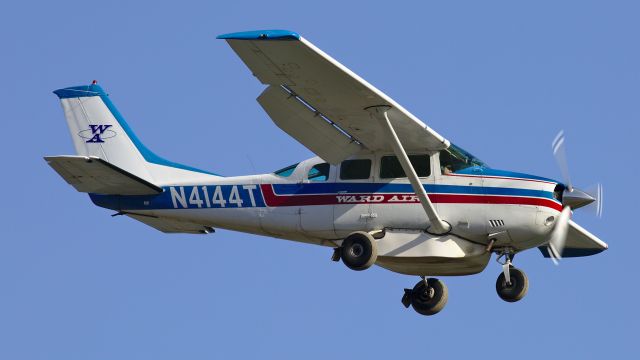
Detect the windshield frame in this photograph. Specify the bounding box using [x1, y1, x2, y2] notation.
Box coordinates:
[449, 144, 488, 168]
[440, 144, 488, 173]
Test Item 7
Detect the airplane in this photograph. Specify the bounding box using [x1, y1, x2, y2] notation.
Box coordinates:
[45, 29, 607, 316]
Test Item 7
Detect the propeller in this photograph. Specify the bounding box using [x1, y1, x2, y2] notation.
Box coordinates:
[547, 207, 571, 265]
[546, 130, 603, 264]
[584, 183, 604, 218]
[551, 130, 573, 192]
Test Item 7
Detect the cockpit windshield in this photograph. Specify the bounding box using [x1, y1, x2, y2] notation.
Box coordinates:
[273, 163, 299, 177]
[439, 144, 488, 174]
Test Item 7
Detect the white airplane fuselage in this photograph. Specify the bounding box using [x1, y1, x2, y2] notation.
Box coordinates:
[90, 154, 562, 276]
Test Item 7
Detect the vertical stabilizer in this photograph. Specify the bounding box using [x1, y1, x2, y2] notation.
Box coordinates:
[54, 83, 153, 181]
[53, 83, 220, 184]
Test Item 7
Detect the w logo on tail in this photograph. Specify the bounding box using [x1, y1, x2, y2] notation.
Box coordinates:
[79, 124, 116, 143]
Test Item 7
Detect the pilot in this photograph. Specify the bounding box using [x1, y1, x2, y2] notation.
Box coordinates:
[442, 165, 453, 175]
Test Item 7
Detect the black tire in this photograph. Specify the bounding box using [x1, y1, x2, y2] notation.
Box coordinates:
[496, 266, 529, 302]
[410, 278, 448, 316]
[340, 232, 377, 271]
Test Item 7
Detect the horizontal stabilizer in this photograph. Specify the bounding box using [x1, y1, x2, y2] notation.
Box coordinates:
[126, 213, 214, 234]
[539, 220, 608, 258]
[44, 155, 163, 195]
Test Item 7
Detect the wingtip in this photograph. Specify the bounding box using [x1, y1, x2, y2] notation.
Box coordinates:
[216, 29, 300, 41]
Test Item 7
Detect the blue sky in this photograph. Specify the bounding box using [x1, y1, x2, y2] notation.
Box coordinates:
[1, 0, 638, 358]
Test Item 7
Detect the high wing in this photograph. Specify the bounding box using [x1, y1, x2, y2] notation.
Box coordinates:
[218, 30, 449, 164]
[539, 220, 608, 258]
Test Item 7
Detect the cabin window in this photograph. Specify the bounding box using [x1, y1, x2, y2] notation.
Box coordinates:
[308, 163, 330, 182]
[380, 155, 430, 178]
[273, 163, 298, 177]
[340, 159, 371, 180]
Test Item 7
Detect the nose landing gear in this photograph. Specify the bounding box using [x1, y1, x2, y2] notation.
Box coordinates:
[401, 277, 448, 316]
[495, 251, 529, 302]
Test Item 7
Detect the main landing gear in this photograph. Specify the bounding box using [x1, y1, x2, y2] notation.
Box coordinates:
[332, 232, 449, 316]
[332, 235, 528, 316]
[401, 277, 448, 316]
[333, 231, 378, 271]
[495, 251, 529, 302]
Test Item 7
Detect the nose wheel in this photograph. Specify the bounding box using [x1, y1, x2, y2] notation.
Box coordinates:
[401, 277, 448, 316]
[495, 251, 529, 302]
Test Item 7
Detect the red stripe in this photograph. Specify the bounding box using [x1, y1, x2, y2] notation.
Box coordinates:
[260, 185, 562, 211]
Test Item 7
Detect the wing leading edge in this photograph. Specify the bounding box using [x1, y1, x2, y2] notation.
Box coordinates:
[218, 29, 449, 163]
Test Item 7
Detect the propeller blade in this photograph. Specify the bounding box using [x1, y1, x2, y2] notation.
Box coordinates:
[584, 183, 604, 218]
[547, 206, 572, 265]
[552, 130, 573, 192]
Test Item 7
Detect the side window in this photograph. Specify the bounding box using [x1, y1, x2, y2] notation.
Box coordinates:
[340, 159, 371, 180]
[273, 163, 298, 177]
[380, 155, 430, 178]
[308, 163, 330, 182]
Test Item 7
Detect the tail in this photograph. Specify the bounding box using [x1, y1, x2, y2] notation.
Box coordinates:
[51, 82, 220, 185]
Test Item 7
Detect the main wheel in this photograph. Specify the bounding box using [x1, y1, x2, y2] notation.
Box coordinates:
[340, 231, 377, 271]
[410, 278, 448, 316]
[496, 266, 528, 302]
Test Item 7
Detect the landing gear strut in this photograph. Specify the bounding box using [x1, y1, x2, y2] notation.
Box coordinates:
[495, 251, 529, 302]
[401, 277, 448, 316]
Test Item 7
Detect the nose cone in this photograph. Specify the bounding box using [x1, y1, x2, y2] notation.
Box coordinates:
[562, 188, 595, 209]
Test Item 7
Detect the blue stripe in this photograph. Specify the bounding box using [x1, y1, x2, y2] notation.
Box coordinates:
[272, 183, 556, 200]
[53, 84, 221, 176]
[217, 30, 300, 40]
[457, 167, 559, 183]
[91, 185, 265, 210]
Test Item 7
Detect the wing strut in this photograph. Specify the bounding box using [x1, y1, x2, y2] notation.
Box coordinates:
[368, 106, 451, 235]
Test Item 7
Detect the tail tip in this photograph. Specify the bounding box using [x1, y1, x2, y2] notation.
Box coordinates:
[53, 82, 106, 99]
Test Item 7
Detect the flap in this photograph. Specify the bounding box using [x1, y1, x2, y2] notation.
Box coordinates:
[45, 155, 162, 195]
[257, 85, 362, 163]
